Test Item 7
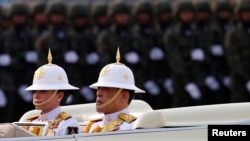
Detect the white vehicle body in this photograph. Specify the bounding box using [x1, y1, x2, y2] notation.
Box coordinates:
[0, 100, 249, 141]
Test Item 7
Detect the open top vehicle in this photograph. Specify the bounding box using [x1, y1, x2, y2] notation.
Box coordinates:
[0, 99, 250, 141]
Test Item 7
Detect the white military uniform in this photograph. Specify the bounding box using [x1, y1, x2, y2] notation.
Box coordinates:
[26, 107, 81, 136]
[85, 107, 136, 133]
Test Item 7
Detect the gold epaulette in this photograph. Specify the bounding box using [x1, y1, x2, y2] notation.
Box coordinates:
[118, 113, 137, 123]
[26, 115, 40, 122]
[84, 118, 102, 133]
[59, 112, 72, 120]
[24, 115, 40, 131]
[49, 112, 72, 129]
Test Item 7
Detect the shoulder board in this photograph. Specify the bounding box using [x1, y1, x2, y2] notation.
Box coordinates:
[118, 113, 137, 123]
[59, 112, 72, 120]
[26, 114, 40, 121]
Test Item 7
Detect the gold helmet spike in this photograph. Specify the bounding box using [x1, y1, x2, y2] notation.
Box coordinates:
[48, 48, 53, 65]
[116, 47, 121, 64]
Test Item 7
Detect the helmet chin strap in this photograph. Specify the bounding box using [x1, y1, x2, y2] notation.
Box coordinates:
[33, 90, 58, 109]
[96, 88, 122, 110]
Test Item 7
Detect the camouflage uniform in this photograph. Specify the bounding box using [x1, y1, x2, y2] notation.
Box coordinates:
[68, 3, 98, 103]
[0, 7, 12, 122]
[3, 3, 35, 121]
[36, 2, 79, 104]
[130, 1, 169, 109]
[154, 0, 174, 108]
[213, 0, 234, 102]
[0, 7, 11, 32]
[225, 1, 250, 102]
[214, 0, 234, 33]
[154, 0, 173, 33]
[165, 0, 209, 107]
[196, 0, 232, 104]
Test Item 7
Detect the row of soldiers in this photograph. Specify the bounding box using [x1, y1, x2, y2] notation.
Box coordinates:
[0, 0, 250, 122]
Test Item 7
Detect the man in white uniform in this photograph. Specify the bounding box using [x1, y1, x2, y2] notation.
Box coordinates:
[84, 48, 145, 133]
[24, 49, 81, 136]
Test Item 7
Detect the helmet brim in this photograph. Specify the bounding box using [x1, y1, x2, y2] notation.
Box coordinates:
[89, 82, 145, 93]
[25, 84, 79, 91]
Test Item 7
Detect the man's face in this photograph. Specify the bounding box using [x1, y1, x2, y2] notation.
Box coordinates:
[113, 13, 130, 26]
[33, 90, 63, 113]
[136, 13, 152, 25]
[179, 10, 194, 24]
[157, 12, 172, 23]
[197, 11, 211, 22]
[11, 14, 27, 25]
[95, 87, 128, 114]
[240, 10, 250, 23]
[49, 14, 65, 25]
[218, 10, 231, 21]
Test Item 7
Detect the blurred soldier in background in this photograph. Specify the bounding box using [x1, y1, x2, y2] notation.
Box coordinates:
[165, 0, 209, 107]
[91, 2, 110, 38]
[96, 1, 132, 72]
[4, 3, 36, 121]
[214, 0, 234, 33]
[212, 0, 234, 103]
[194, 0, 226, 104]
[68, 3, 97, 103]
[131, 1, 170, 109]
[154, 0, 173, 34]
[225, 0, 250, 102]
[198, 0, 232, 104]
[30, 2, 48, 40]
[0, 7, 12, 32]
[154, 0, 174, 108]
[0, 6, 10, 122]
[36, 1, 79, 105]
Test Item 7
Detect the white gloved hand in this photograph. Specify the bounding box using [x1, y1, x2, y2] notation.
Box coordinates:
[185, 83, 201, 100]
[25, 51, 38, 63]
[0, 89, 7, 107]
[80, 86, 95, 102]
[211, 44, 224, 56]
[149, 47, 164, 61]
[18, 84, 33, 102]
[0, 54, 11, 67]
[190, 48, 205, 61]
[125, 51, 140, 64]
[223, 76, 231, 88]
[64, 51, 79, 64]
[144, 80, 160, 96]
[205, 76, 220, 91]
[163, 78, 174, 95]
[86, 52, 100, 65]
[245, 80, 250, 93]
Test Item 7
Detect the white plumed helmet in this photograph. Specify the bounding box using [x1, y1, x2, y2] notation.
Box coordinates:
[89, 48, 145, 93]
[26, 49, 79, 91]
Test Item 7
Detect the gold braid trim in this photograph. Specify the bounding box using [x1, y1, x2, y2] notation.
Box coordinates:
[24, 112, 72, 136]
[92, 126, 102, 132]
[84, 119, 102, 133]
[24, 115, 40, 135]
[87, 113, 137, 133]
[47, 112, 72, 136]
